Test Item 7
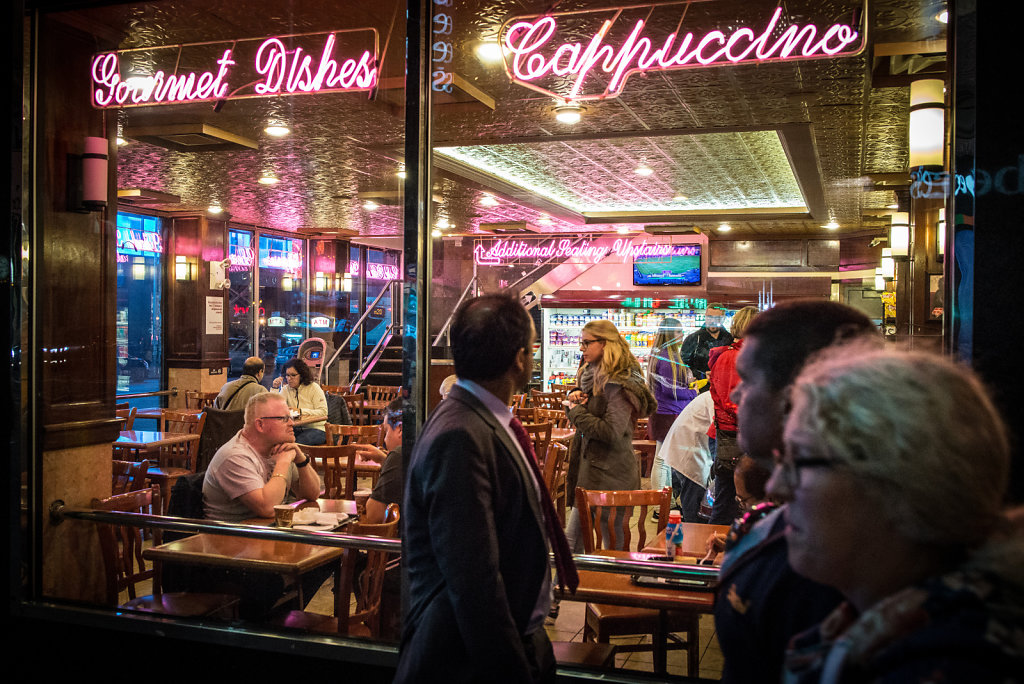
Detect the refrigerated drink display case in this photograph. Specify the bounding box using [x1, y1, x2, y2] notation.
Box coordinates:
[541, 307, 712, 390]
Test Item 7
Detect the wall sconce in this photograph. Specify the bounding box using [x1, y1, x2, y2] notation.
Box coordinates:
[132, 256, 146, 281]
[880, 248, 896, 279]
[936, 208, 946, 259]
[874, 268, 886, 291]
[889, 212, 910, 258]
[340, 272, 353, 292]
[281, 274, 294, 291]
[909, 79, 945, 169]
[314, 271, 329, 291]
[174, 255, 196, 281]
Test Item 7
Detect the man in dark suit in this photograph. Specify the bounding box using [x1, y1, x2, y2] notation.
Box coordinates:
[396, 293, 576, 683]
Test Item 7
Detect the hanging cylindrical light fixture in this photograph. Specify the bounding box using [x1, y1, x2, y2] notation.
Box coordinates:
[881, 248, 896, 279]
[874, 268, 886, 291]
[909, 79, 945, 169]
[890, 212, 910, 258]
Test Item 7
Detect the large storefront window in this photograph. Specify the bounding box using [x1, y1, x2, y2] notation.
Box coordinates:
[228, 229, 256, 379]
[258, 234, 306, 380]
[115, 212, 163, 407]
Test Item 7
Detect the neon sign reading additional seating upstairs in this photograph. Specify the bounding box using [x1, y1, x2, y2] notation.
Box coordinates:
[473, 237, 696, 265]
[500, 3, 864, 101]
[90, 29, 378, 109]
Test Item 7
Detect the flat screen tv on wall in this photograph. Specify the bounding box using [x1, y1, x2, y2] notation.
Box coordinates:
[632, 244, 702, 286]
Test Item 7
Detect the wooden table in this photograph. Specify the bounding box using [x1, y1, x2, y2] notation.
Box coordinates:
[132, 407, 204, 427]
[632, 439, 657, 478]
[551, 427, 575, 444]
[114, 430, 200, 458]
[144, 531, 346, 616]
[559, 522, 730, 675]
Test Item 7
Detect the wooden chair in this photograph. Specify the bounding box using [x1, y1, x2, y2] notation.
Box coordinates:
[364, 385, 400, 404]
[148, 411, 206, 514]
[510, 393, 527, 409]
[575, 486, 700, 677]
[185, 390, 218, 410]
[521, 421, 553, 467]
[321, 384, 350, 395]
[116, 406, 137, 431]
[343, 394, 370, 426]
[634, 417, 650, 440]
[115, 401, 130, 410]
[543, 442, 570, 526]
[300, 444, 358, 499]
[274, 504, 401, 637]
[515, 406, 538, 424]
[91, 487, 239, 618]
[112, 460, 149, 494]
[326, 423, 381, 447]
[530, 389, 566, 410]
[536, 407, 569, 429]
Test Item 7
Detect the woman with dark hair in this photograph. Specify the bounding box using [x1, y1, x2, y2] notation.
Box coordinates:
[646, 317, 699, 514]
[272, 358, 328, 445]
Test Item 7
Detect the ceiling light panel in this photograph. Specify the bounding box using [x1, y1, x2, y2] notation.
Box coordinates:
[436, 130, 806, 215]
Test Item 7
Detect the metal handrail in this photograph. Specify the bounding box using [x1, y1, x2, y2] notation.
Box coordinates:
[348, 322, 396, 392]
[116, 388, 179, 400]
[52, 503, 719, 582]
[322, 278, 402, 381]
[432, 275, 478, 347]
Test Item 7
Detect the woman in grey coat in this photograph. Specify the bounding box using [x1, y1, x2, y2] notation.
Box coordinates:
[564, 319, 657, 553]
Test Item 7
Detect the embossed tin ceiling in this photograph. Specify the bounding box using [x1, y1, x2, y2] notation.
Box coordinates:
[64, 0, 946, 238]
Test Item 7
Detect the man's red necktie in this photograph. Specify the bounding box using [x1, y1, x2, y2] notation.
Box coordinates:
[509, 415, 579, 593]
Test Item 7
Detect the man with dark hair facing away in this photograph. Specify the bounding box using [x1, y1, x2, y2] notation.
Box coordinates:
[396, 293, 577, 683]
[714, 299, 879, 683]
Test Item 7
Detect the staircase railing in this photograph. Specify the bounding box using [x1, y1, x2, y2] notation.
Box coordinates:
[322, 278, 402, 387]
[432, 275, 478, 347]
[347, 323, 396, 394]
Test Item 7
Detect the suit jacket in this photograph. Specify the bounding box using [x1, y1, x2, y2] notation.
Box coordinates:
[395, 384, 550, 683]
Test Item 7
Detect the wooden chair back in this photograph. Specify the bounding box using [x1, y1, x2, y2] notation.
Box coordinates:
[543, 442, 570, 526]
[92, 487, 162, 605]
[364, 385, 400, 404]
[112, 460, 150, 494]
[160, 409, 207, 436]
[321, 384, 350, 395]
[343, 394, 369, 425]
[535, 407, 568, 429]
[515, 406, 538, 424]
[530, 389, 566, 410]
[185, 390, 218, 410]
[634, 417, 650, 440]
[344, 504, 400, 637]
[521, 421, 553, 466]
[116, 406, 137, 431]
[115, 401, 130, 410]
[575, 487, 670, 553]
[326, 423, 381, 447]
[152, 435, 202, 473]
[300, 444, 358, 499]
[510, 393, 527, 409]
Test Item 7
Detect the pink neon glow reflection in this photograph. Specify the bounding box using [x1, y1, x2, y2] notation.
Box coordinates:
[504, 8, 859, 99]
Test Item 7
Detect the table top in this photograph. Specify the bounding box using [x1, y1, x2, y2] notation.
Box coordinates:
[642, 522, 731, 557]
[143, 532, 343, 574]
[134, 407, 204, 420]
[116, 430, 200, 448]
[551, 428, 575, 443]
[242, 498, 358, 526]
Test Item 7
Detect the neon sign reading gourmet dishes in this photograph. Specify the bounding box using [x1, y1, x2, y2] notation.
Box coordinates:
[91, 29, 378, 109]
[500, 2, 865, 101]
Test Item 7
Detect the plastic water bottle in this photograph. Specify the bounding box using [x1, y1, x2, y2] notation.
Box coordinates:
[665, 510, 684, 558]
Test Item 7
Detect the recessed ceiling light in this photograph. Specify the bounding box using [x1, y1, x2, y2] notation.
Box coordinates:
[553, 103, 585, 124]
[936, 10, 948, 24]
[264, 124, 290, 137]
[258, 174, 279, 185]
[431, 227, 443, 237]
[616, 226, 630, 234]
[634, 163, 654, 176]
[672, 194, 688, 202]
[116, 137, 128, 146]
[475, 41, 503, 63]
[396, 165, 407, 179]
[823, 221, 839, 230]
[718, 223, 732, 232]
[887, 203, 899, 209]
[436, 217, 451, 229]
[208, 204, 223, 214]
[479, 194, 499, 207]
[362, 200, 379, 210]
[537, 215, 553, 226]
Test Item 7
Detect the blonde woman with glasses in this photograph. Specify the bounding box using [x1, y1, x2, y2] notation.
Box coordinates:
[563, 319, 657, 552]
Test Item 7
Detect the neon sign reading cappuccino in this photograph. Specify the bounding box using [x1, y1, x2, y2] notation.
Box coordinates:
[500, 4, 863, 101]
[91, 29, 378, 109]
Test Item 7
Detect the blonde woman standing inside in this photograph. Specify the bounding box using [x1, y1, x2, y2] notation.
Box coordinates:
[564, 319, 657, 552]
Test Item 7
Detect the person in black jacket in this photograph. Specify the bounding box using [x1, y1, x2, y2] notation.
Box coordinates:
[680, 303, 733, 379]
[713, 300, 878, 683]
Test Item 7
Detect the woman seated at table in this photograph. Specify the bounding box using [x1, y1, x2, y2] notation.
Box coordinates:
[773, 347, 1024, 681]
[272, 358, 328, 445]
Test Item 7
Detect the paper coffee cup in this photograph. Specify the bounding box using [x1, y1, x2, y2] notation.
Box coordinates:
[273, 504, 294, 527]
